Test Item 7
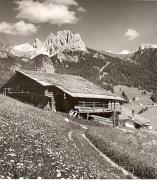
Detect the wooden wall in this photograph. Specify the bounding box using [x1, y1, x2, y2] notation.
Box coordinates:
[48, 86, 76, 112]
[0, 72, 49, 109]
[1, 72, 45, 95]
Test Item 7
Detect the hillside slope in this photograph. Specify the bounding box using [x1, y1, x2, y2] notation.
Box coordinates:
[0, 54, 26, 87]
[23, 54, 55, 73]
[132, 48, 157, 74]
[0, 95, 127, 178]
[50, 49, 157, 92]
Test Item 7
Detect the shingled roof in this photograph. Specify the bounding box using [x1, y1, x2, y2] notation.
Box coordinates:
[16, 70, 125, 101]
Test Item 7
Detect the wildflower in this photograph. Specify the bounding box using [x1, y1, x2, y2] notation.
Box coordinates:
[38, 163, 42, 167]
[9, 148, 14, 152]
[8, 153, 16, 157]
[17, 163, 24, 169]
[56, 170, 61, 178]
[19, 177, 24, 180]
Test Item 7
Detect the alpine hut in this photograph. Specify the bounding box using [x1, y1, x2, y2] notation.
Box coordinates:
[0, 70, 125, 119]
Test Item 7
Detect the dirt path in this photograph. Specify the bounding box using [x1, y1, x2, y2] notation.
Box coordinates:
[81, 133, 136, 178]
[65, 119, 136, 179]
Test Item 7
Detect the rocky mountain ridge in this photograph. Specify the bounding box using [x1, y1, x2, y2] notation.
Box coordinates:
[10, 30, 86, 59]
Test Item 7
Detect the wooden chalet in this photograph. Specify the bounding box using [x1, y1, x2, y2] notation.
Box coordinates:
[0, 70, 125, 119]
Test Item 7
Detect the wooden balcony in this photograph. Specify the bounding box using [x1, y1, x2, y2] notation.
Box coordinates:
[77, 106, 112, 114]
[77, 101, 121, 114]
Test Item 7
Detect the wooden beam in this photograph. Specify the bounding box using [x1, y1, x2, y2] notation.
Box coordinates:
[114, 100, 116, 110]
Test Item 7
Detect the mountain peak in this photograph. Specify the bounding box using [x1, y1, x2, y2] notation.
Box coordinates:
[44, 30, 86, 55]
[139, 43, 157, 50]
[11, 43, 35, 58]
[12, 43, 33, 51]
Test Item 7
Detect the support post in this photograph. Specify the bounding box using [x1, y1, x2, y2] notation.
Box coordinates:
[78, 112, 80, 119]
[87, 113, 89, 120]
[113, 110, 116, 128]
[51, 96, 56, 112]
[120, 103, 122, 112]
[112, 110, 119, 128]
[4, 88, 6, 96]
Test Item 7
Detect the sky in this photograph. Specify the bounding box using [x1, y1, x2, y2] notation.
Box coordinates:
[0, 0, 157, 53]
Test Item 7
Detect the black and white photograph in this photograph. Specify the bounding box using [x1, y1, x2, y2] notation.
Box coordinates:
[0, 0, 157, 179]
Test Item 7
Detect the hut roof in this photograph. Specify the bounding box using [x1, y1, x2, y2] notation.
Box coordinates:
[16, 70, 125, 101]
[131, 115, 150, 126]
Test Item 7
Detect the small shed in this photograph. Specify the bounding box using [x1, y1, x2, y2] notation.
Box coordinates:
[0, 70, 125, 118]
[123, 117, 150, 130]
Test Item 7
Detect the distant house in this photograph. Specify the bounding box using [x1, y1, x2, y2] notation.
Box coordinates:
[123, 118, 150, 130]
[120, 108, 151, 130]
[0, 70, 125, 118]
[124, 116, 150, 130]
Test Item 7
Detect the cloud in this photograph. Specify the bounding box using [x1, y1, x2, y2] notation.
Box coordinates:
[77, 7, 86, 12]
[118, 50, 131, 54]
[0, 20, 38, 36]
[125, 29, 139, 40]
[14, 0, 85, 25]
[33, 0, 78, 6]
[47, 0, 78, 5]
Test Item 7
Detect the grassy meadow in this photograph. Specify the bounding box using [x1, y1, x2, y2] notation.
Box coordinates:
[0, 95, 97, 178]
[86, 125, 157, 178]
